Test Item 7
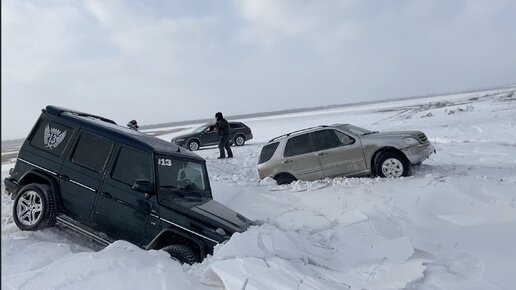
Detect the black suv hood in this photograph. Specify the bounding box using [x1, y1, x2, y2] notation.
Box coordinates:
[160, 198, 253, 233]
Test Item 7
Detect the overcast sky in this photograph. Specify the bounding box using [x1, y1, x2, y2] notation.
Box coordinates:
[2, 0, 515, 140]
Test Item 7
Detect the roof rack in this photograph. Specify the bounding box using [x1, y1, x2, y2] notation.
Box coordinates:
[268, 125, 328, 143]
[45, 105, 117, 125]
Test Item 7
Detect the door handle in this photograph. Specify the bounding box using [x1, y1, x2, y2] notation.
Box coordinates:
[101, 192, 112, 199]
[318, 152, 328, 156]
[283, 159, 293, 164]
[61, 175, 70, 181]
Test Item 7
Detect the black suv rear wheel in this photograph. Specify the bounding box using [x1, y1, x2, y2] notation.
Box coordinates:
[13, 183, 56, 231]
[162, 244, 199, 264]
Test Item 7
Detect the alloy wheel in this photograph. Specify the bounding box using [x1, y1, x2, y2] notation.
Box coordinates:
[381, 158, 404, 178]
[16, 190, 43, 227]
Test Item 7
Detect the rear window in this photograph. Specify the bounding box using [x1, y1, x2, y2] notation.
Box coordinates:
[30, 119, 73, 157]
[230, 123, 244, 129]
[259, 142, 279, 164]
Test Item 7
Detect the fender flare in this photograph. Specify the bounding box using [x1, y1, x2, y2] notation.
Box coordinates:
[18, 169, 63, 212]
[145, 228, 213, 258]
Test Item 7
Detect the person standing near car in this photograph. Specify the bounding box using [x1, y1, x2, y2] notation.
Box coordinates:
[215, 112, 233, 159]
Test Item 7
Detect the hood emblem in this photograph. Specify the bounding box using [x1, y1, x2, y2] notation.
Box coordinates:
[44, 124, 67, 150]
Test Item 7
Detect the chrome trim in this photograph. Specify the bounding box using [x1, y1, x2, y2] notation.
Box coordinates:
[69, 179, 97, 192]
[56, 216, 111, 245]
[17, 158, 58, 176]
[160, 218, 219, 244]
[150, 214, 160, 219]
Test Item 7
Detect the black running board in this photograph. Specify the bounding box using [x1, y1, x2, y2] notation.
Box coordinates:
[56, 215, 113, 246]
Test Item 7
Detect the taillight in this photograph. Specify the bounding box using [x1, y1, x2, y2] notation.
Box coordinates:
[246, 127, 252, 134]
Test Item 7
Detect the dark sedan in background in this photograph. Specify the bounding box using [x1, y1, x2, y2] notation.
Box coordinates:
[172, 122, 253, 151]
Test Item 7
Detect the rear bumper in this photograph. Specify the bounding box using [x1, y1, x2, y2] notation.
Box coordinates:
[402, 143, 435, 164]
[4, 177, 20, 195]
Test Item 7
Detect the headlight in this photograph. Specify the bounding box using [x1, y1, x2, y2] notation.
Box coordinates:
[403, 137, 420, 146]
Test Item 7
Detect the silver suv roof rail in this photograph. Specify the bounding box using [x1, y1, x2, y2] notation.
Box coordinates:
[268, 125, 328, 143]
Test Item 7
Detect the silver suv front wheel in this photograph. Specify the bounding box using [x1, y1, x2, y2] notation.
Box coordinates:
[375, 151, 411, 178]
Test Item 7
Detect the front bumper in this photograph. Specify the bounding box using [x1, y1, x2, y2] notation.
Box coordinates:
[401, 143, 435, 164]
[173, 139, 186, 147]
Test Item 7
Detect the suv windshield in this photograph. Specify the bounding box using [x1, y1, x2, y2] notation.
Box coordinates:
[192, 123, 213, 133]
[339, 124, 375, 136]
[156, 156, 209, 195]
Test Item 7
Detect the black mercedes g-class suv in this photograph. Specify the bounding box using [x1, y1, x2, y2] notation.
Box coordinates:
[4, 106, 253, 264]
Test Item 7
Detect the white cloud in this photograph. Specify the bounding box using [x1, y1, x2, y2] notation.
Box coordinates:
[233, 0, 359, 49]
[2, 0, 515, 140]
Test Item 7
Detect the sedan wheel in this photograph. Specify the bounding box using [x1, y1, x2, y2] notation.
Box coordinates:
[188, 140, 200, 151]
[235, 135, 245, 146]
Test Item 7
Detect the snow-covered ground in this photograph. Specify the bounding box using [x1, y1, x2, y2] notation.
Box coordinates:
[2, 89, 516, 289]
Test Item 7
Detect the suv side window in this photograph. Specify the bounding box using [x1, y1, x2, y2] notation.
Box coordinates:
[71, 132, 113, 172]
[229, 123, 243, 129]
[284, 133, 314, 157]
[334, 130, 355, 145]
[313, 130, 344, 151]
[112, 147, 152, 186]
[30, 120, 73, 156]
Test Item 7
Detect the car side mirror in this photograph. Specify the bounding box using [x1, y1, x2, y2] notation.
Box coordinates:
[132, 179, 154, 196]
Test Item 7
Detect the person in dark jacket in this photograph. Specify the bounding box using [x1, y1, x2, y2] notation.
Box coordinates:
[127, 120, 139, 131]
[215, 112, 233, 159]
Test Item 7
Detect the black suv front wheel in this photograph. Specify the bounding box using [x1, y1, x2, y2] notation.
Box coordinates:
[162, 244, 199, 264]
[13, 183, 56, 231]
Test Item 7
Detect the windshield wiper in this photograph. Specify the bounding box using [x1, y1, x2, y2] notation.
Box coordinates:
[362, 131, 379, 136]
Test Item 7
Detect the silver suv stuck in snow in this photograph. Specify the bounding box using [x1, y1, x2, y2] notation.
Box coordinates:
[257, 124, 435, 184]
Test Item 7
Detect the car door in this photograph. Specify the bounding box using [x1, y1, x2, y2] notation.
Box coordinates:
[282, 133, 324, 180]
[60, 130, 115, 224]
[200, 124, 219, 146]
[312, 129, 367, 177]
[93, 145, 156, 246]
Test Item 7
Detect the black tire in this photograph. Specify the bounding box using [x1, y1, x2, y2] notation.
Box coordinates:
[161, 244, 199, 265]
[13, 183, 56, 231]
[187, 140, 200, 151]
[234, 135, 246, 146]
[374, 151, 411, 178]
[273, 173, 297, 185]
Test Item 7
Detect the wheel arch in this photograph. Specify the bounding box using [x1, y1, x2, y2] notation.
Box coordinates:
[273, 172, 298, 185]
[370, 147, 409, 176]
[17, 170, 63, 212]
[145, 228, 210, 259]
